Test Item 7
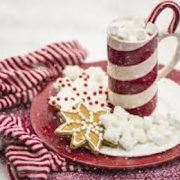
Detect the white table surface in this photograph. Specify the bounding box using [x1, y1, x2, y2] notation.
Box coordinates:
[0, 0, 180, 179]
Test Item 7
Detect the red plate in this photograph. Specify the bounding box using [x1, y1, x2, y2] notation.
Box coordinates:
[30, 61, 180, 170]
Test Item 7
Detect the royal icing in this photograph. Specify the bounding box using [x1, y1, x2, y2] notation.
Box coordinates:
[49, 67, 109, 112]
[55, 103, 106, 152]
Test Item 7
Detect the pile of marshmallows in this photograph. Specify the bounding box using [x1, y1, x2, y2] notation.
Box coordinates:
[100, 106, 180, 151]
[109, 18, 157, 41]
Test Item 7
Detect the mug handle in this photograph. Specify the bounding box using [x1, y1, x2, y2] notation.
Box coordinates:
[158, 32, 180, 80]
[146, 0, 180, 80]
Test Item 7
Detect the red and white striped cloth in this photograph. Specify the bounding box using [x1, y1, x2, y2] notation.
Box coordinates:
[0, 40, 87, 179]
[0, 40, 87, 110]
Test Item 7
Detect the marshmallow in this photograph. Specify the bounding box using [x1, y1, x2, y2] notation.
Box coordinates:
[109, 25, 119, 36]
[113, 106, 129, 121]
[147, 125, 172, 146]
[136, 30, 147, 41]
[103, 128, 121, 145]
[109, 19, 157, 42]
[146, 22, 157, 35]
[119, 132, 138, 150]
[117, 29, 129, 40]
[132, 128, 147, 144]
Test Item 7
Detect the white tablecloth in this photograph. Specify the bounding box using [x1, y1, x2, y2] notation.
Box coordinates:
[0, 0, 180, 179]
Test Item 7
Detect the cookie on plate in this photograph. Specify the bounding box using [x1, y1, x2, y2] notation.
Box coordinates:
[55, 103, 107, 153]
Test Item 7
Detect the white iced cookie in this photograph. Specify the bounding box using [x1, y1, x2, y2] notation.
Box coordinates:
[63, 65, 83, 81]
[85, 67, 107, 84]
[50, 66, 109, 112]
[53, 77, 72, 91]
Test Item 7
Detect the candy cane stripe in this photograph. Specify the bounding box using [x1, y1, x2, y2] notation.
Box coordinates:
[147, 1, 180, 33]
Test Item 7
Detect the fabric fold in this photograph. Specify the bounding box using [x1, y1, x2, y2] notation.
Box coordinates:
[0, 40, 87, 179]
[0, 41, 87, 110]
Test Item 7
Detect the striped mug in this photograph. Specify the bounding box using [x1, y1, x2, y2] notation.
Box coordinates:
[107, 1, 180, 117]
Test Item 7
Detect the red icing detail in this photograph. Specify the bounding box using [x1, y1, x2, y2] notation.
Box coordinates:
[76, 93, 80, 96]
[126, 94, 157, 117]
[108, 64, 158, 95]
[61, 84, 65, 87]
[64, 97, 68, 101]
[84, 83, 88, 87]
[89, 102, 93, 105]
[83, 91, 87, 95]
[107, 35, 158, 66]
[101, 103, 105, 107]
[73, 87, 77, 91]
[72, 106, 76, 110]
[93, 92, 97, 96]
[52, 100, 56, 105]
[95, 101, 98, 104]
[99, 86, 103, 89]
[107, 102, 114, 109]
[56, 97, 60, 101]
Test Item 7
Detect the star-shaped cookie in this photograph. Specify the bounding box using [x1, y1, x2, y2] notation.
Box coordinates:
[55, 103, 107, 153]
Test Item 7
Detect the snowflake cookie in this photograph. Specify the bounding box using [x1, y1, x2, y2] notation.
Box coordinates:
[49, 71, 109, 111]
[55, 103, 107, 153]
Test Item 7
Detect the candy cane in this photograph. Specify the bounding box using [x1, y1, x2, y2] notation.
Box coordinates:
[146, 0, 180, 33]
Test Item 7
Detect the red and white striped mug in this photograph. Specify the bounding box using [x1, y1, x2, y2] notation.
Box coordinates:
[107, 1, 180, 117]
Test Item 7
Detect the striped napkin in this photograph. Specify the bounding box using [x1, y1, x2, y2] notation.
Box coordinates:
[0, 41, 87, 179]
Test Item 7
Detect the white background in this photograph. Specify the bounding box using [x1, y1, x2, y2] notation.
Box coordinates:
[0, 0, 180, 179]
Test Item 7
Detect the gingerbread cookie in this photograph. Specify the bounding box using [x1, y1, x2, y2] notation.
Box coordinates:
[55, 103, 107, 153]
